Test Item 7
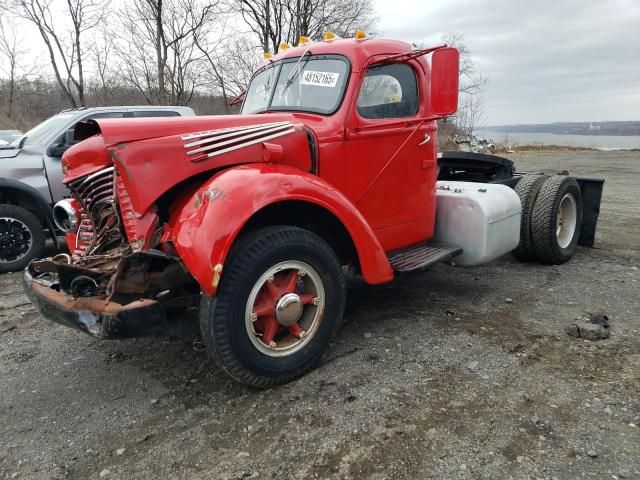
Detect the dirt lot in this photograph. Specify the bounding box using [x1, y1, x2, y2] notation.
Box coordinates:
[1, 150, 639, 480]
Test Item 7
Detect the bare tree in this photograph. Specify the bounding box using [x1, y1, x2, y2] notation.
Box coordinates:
[438, 33, 489, 139]
[116, 0, 219, 105]
[0, 15, 25, 121]
[10, 0, 106, 108]
[442, 32, 487, 96]
[192, 10, 259, 112]
[457, 93, 486, 139]
[87, 30, 124, 105]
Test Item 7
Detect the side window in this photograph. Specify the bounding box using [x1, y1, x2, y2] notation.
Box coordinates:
[357, 63, 418, 119]
[131, 110, 180, 117]
[47, 112, 125, 157]
[83, 112, 125, 121]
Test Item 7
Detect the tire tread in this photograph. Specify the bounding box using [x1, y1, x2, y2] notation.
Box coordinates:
[531, 176, 581, 264]
[512, 174, 548, 261]
[200, 226, 345, 388]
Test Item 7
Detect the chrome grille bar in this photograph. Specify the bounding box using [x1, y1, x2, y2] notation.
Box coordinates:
[67, 166, 125, 256]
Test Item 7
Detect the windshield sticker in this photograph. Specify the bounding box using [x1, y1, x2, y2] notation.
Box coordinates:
[300, 71, 340, 88]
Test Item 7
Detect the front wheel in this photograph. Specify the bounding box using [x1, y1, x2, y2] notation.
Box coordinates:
[200, 226, 346, 388]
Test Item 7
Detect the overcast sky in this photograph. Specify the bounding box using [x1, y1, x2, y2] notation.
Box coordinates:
[8, 0, 639, 125]
[375, 0, 640, 125]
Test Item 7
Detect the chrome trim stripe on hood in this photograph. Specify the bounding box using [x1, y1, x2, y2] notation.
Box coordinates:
[183, 122, 295, 163]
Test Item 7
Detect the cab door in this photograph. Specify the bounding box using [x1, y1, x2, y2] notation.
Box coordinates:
[345, 62, 436, 251]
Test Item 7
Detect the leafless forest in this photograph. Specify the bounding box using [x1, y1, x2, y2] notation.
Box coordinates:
[0, 0, 484, 135]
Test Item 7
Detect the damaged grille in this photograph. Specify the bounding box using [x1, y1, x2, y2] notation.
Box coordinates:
[67, 166, 126, 255]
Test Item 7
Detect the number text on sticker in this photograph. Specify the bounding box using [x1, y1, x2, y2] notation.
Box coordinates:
[300, 71, 340, 88]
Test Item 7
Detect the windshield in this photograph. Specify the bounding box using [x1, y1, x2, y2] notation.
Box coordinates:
[12, 112, 76, 147]
[0, 131, 21, 143]
[241, 55, 349, 115]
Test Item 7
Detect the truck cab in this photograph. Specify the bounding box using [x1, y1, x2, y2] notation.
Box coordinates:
[23, 34, 593, 388]
[240, 38, 457, 251]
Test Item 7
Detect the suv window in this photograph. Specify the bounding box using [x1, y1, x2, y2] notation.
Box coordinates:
[47, 112, 125, 156]
[131, 110, 181, 117]
[357, 63, 418, 119]
[19, 112, 76, 146]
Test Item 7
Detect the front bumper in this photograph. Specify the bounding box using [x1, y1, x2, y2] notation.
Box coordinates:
[23, 269, 168, 339]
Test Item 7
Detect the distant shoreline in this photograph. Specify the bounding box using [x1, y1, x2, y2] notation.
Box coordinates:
[505, 144, 640, 153]
[480, 121, 640, 137]
[478, 129, 640, 151]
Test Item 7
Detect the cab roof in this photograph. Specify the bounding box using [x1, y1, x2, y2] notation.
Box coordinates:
[264, 37, 415, 72]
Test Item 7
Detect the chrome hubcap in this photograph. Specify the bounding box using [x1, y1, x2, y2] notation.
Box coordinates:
[275, 292, 304, 326]
[245, 260, 325, 357]
[556, 193, 577, 249]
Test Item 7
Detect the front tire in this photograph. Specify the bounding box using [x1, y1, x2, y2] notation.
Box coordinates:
[200, 226, 346, 388]
[0, 204, 45, 273]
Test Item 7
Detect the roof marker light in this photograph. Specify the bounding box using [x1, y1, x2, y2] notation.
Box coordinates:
[354, 29, 367, 40]
[278, 42, 290, 52]
[298, 35, 311, 46]
[323, 31, 335, 41]
[263, 52, 273, 59]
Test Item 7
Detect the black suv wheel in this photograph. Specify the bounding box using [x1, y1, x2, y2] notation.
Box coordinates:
[0, 204, 45, 273]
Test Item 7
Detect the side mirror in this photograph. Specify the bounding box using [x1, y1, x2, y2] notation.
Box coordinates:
[430, 47, 459, 117]
[46, 129, 78, 158]
[65, 128, 78, 146]
[46, 143, 68, 158]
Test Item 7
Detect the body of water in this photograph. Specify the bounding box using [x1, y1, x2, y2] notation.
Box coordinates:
[479, 130, 640, 150]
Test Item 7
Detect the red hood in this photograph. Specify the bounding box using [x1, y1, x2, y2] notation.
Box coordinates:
[84, 113, 300, 146]
[62, 113, 314, 215]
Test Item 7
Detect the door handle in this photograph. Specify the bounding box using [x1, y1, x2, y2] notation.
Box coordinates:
[418, 133, 431, 146]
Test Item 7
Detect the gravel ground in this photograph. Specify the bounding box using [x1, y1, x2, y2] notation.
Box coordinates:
[1, 150, 639, 480]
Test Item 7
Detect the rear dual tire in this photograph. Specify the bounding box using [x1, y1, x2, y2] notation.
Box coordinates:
[512, 174, 548, 261]
[513, 175, 583, 264]
[531, 175, 583, 264]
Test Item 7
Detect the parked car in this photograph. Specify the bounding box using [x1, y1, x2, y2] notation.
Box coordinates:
[0, 106, 195, 272]
[0, 130, 23, 145]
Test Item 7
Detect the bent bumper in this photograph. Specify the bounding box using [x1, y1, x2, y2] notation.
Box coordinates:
[23, 269, 168, 339]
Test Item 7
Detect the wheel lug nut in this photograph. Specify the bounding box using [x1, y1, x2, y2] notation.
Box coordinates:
[250, 312, 258, 322]
[267, 275, 275, 283]
[268, 341, 277, 349]
[312, 297, 320, 306]
[297, 270, 306, 277]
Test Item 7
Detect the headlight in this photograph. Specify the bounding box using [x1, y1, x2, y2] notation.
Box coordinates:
[53, 199, 78, 232]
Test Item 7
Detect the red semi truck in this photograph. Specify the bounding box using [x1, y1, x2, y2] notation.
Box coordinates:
[24, 33, 603, 387]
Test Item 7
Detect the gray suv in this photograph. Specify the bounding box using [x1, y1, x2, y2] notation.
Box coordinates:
[0, 106, 195, 272]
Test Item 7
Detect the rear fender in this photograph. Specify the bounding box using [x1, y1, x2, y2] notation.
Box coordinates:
[169, 163, 393, 295]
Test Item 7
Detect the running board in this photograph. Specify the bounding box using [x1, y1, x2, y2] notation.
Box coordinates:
[387, 240, 463, 273]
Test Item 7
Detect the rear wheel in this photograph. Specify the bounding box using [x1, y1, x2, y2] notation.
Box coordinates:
[0, 204, 45, 273]
[531, 175, 583, 264]
[512, 174, 548, 261]
[200, 226, 346, 388]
